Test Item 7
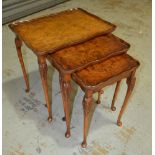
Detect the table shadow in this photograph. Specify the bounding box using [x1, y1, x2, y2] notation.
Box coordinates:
[3, 66, 115, 148]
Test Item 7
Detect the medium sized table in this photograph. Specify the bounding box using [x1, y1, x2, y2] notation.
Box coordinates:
[47, 34, 130, 137]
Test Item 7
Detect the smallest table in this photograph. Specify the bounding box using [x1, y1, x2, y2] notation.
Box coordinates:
[72, 54, 140, 147]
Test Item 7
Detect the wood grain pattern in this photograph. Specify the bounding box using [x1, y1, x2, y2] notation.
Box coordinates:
[9, 8, 116, 55]
[47, 34, 130, 140]
[73, 54, 139, 88]
[48, 34, 130, 73]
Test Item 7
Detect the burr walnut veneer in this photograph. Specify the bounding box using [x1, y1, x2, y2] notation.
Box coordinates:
[48, 34, 130, 73]
[72, 54, 140, 147]
[9, 8, 116, 123]
[9, 7, 140, 148]
[9, 8, 116, 55]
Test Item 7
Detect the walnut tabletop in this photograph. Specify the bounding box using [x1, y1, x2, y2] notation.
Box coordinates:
[73, 54, 140, 88]
[9, 8, 116, 55]
[48, 34, 130, 73]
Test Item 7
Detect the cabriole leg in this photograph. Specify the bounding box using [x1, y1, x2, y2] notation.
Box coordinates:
[15, 36, 30, 92]
[59, 74, 71, 138]
[81, 90, 93, 148]
[117, 72, 136, 126]
[111, 80, 121, 111]
[38, 56, 52, 123]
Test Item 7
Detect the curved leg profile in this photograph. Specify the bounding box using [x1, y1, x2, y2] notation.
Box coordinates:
[15, 36, 30, 92]
[117, 71, 136, 127]
[96, 89, 104, 104]
[81, 90, 93, 148]
[59, 74, 71, 138]
[111, 80, 121, 111]
[38, 56, 52, 123]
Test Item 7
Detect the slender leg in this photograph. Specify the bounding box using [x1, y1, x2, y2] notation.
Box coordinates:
[59, 75, 66, 121]
[59, 73, 71, 138]
[111, 80, 121, 111]
[81, 90, 93, 148]
[15, 36, 30, 92]
[117, 71, 136, 126]
[38, 56, 52, 123]
[96, 89, 104, 104]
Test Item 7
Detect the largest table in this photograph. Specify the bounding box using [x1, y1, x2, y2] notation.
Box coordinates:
[9, 8, 116, 123]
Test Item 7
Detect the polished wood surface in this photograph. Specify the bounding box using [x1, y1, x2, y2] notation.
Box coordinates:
[47, 35, 130, 139]
[73, 54, 139, 88]
[9, 8, 116, 55]
[72, 54, 139, 147]
[48, 34, 130, 73]
[9, 7, 140, 148]
[47, 34, 130, 138]
[9, 8, 117, 134]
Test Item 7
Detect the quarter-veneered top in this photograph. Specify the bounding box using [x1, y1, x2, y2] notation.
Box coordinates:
[73, 54, 140, 87]
[9, 8, 116, 55]
[48, 34, 130, 73]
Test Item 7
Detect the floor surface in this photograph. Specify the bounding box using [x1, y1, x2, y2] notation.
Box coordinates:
[3, 0, 151, 154]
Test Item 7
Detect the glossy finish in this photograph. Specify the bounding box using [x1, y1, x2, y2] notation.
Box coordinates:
[4, 0, 150, 153]
[48, 34, 130, 138]
[9, 8, 116, 125]
[9, 7, 139, 148]
[9, 8, 116, 55]
[72, 54, 140, 147]
[48, 34, 130, 73]
[73, 55, 139, 88]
